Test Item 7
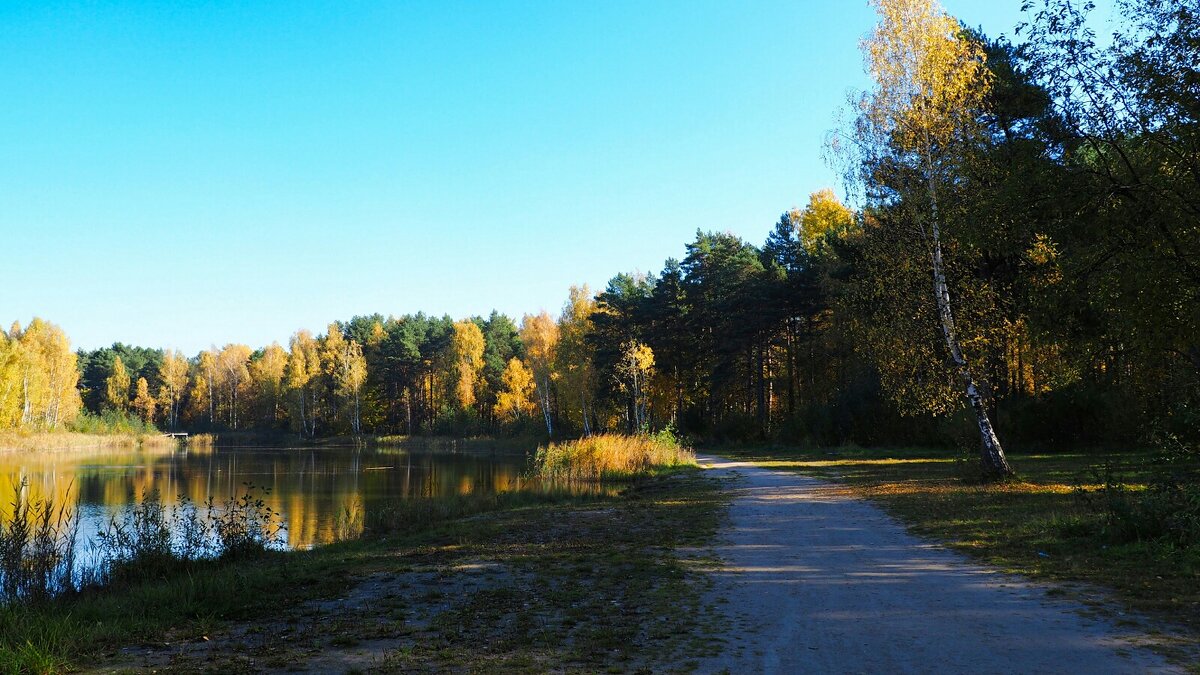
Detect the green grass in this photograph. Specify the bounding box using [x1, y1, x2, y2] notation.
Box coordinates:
[1, 466, 725, 674]
[715, 445, 1200, 635]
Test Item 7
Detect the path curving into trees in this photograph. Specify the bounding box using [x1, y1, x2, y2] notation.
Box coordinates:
[696, 455, 1179, 674]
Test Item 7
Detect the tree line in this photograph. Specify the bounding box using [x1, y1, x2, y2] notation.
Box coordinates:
[2, 0, 1195, 465]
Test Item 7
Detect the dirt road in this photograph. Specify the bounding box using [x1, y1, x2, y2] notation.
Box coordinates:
[696, 455, 1180, 674]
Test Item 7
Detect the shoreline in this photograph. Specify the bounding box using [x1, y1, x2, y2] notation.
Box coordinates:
[0, 431, 180, 455]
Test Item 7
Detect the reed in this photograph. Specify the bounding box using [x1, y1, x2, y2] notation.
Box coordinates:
[534, 432, 696, 481]
[0, 479, 78, 605]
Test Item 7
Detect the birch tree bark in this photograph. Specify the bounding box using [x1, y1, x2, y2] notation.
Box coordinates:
[854, 0, 1016, 477]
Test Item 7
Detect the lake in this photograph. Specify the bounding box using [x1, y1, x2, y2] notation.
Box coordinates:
[0, 438, 541, 558]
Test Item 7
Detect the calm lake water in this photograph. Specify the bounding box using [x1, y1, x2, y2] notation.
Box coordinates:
[0, 439, 540, 557]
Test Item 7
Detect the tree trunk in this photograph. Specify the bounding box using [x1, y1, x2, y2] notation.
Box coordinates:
[537, 376, 553, 437]
[581, 391, 591, 436]
[928, 213, 1014, 479]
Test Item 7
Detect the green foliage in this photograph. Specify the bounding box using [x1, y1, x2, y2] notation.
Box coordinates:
[66, 410, 158, 435]
[1084, 433, 1200, 547]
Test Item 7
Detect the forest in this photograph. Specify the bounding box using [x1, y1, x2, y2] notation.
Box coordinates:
[2, 1, 1196, 467]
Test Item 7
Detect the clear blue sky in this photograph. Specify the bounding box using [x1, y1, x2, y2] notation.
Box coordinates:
[1, 1, 1113, 354]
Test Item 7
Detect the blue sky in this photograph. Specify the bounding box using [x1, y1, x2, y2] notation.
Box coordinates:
[1, 1, 1114, 353]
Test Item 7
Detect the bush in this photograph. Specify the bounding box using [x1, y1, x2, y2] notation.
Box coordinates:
[1083, 433, 1200, 547]
[534, 433, 695, 481]
[66, 410, 158, 436]
[208, 485, 287, 559]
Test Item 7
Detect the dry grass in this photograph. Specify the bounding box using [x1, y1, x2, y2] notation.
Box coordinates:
[0, 431, 178, 454]
[535, 433, 696, 481]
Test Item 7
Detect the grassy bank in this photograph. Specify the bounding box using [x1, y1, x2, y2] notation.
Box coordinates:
[2, 439, 722, 673]
[0, 430, 177, 454]
[716, 445, 1200, 636]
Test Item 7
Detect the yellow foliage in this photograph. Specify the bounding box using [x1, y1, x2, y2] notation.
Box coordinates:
[534, 433, 695, 481]
[494, 357, 537, 423]
[798, 188, 856, 255]
[862, 0, 991, 153]
[451, 320, 485, 409]
[0, 318, 81, 430]
[132, 376, 155, 424]
[106, 355, 131, 413]
[555, 285, 597, 432]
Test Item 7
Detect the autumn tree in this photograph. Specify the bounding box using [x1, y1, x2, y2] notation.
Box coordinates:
[0, 332, 20, 429]
[799, 189, 856, 256]
[217, 344, 252, 429]
[337, 339, 368, 434]
[132, 377, 156, 424]
[190, 349, 219, 426]
[157, 350, 189, 430]
[556, 285, 598, 435]
[852, 0, 1014, 477]
[450, 320, 485, 411]
[248, 344, 288, 428]
[0, 319, 82, 430]
[494, 357, 538, 425]
[520, 312, 560, 436]
[286, 330, 321, 437]
[106, 355, 131, 413]
[617, 340, 655, 432]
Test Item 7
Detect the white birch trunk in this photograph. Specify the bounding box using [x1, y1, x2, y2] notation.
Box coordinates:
[926, 165, 1014, 478]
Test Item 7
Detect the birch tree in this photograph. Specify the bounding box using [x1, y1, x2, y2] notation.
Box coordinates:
[132, 377, 156, 424]
[286, 330, 320, 437]
[450, 320, 485, 411]
[616, 340, 655, 432]
[158, 350, 189, 430]
[854, 0, 1014, 477]
[556, 285, 598, 435]
[106, 355, 131, 413]
[336, 339, 368, 434]
[494, 357, 538, 425]
[218, 344, 252, 430]
[520, 312, 559, 437]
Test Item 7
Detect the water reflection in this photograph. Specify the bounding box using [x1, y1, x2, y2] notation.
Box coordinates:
[0, 439, 549, 554]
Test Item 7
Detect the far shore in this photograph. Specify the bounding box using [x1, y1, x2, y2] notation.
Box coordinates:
[0, 431, 181, 454]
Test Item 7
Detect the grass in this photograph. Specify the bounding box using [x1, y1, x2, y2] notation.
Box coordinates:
[1, 447, 724, 673]
[0, 430, 177, 454]
[535, 432, 697, 481]
[715, 444, 1200, 636]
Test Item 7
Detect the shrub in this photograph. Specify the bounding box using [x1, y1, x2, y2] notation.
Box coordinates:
[208, 485, 287, 559]
[1083, 432, 1200, 547]
[534, 432, 696, 481]
[66, 410, 158, 436]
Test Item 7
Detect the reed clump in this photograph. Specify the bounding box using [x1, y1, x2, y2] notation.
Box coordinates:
[0, 480, 78, 605]
[95, 484, 287, 584]
[534, 431, 696, 481]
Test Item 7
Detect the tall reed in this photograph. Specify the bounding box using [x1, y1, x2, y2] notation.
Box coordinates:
[0, 479, 78, 605]
[534, 432, 696, 481]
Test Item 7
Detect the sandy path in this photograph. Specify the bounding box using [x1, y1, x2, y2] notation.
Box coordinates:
[696, 455, 1180, 674]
